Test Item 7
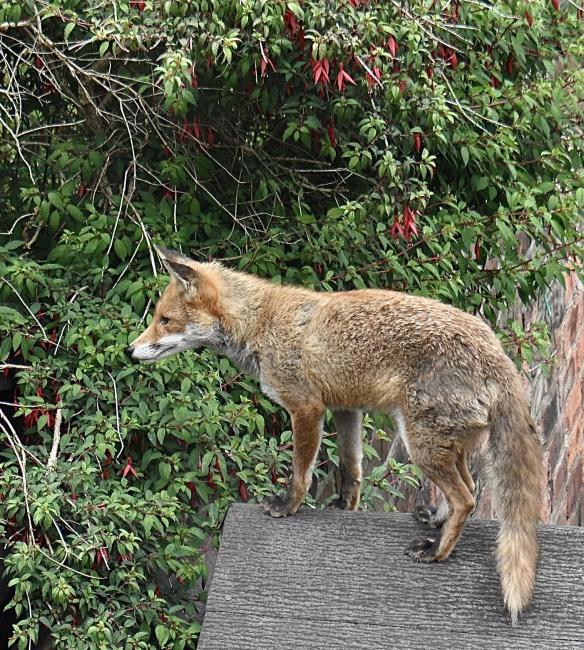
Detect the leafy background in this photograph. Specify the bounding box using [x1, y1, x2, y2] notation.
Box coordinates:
[0, 0, 583, 647]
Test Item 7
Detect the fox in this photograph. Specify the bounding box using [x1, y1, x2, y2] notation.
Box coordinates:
[128, 246, 543, 624]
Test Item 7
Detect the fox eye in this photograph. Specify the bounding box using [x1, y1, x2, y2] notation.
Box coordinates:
[159, 316, 170, 326]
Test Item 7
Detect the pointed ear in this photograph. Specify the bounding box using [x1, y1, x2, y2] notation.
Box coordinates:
[155, 246, 199, 292]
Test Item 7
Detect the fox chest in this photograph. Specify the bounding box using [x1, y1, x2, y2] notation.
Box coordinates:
[259, 377, 285, 407]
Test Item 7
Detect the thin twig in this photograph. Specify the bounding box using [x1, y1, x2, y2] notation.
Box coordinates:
[0, 363, 33, 370]
[0, 411, 36, 544]
[1, 277, 48, 339]
[47, 403, 63, 470]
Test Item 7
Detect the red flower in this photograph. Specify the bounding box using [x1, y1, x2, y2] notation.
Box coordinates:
[328, 123, 336, 148]
[310, 58, 330, 85]
[390, 206, 418, 241]
[474, 239, 481, 260]
[283, 10, 299, 36]
[402, 205, 418, 240]
[386, 35, 398, 58]
[260, 44, 276, 77]
[129, 0, 146, 11]
[390, 209, 403, 240]
[413, 133, 422, 153]
[366, 66, 382, 88]
[551, 0, 560, 10]
[178, 121, 191, 143]
[239, 480, 249, 501]
[335, 63, 356, 92]
[296, 28, 305, 51]
[122, 457, 137, 479]
[524, 10, 533, 27]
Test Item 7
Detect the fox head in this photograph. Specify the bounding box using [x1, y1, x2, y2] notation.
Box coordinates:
[128, 247, 224, 362]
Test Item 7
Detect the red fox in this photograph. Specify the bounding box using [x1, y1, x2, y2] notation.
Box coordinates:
[129, 246, 543, 624]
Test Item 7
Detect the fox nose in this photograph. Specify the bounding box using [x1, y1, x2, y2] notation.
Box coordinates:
[126, 344, 138, 362]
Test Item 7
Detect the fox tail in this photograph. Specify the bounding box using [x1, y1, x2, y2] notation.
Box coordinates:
[488, 384, 543, 625]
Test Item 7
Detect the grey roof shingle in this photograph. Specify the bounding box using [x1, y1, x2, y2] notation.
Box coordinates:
[199, 504, 584, 649]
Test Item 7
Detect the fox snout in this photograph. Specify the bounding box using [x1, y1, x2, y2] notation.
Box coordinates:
[126, 341, 151, 363]
[126, 342, 151, 362]
[127, 337, 170, 363]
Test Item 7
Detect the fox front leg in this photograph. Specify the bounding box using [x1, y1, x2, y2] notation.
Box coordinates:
[263, 403, 324, 518]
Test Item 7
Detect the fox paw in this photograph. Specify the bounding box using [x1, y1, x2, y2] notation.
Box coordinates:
[262, 493, 293, 518]
[331, 496, 349, 510]
[413, 505, 445, 528]
[404, 536, 440, 563]
[331, 495, 359, 511]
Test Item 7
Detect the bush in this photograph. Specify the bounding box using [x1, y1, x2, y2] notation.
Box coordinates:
[0, 0, 583, 647]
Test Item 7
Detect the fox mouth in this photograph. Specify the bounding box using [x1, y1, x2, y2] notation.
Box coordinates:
[130, 338, 202, 362]
[136, 344, 183, 362]
[143, 346, 177, 362]
[129, 325, 219, 363]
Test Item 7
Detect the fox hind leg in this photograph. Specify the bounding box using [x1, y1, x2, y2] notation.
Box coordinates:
[263, 403, 324, 518]
[332, 410, 363, 511]
[456, 448, 475, 495]
[406, 441, 474, 562]
[414, 449, 474, 528]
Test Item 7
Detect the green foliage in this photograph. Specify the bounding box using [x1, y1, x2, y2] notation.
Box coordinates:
[0, 0, 583, 646]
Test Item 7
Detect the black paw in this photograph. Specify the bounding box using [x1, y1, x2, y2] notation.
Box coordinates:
[332, 496, 349, 510]
[404, 536, 440, 563]
[262, 492, 292, 518]
[413, 505, 444, 528]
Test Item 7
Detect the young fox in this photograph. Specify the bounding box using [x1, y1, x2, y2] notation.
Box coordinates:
[129, 247, 543, 624]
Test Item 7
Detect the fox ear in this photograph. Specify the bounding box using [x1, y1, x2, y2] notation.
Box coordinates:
[155, 246, 199, 292]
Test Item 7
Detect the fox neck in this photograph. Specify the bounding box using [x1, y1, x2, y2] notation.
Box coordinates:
[206, 265, 273, 377]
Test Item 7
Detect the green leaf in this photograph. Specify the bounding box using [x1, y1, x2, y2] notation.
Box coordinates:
[12, 332, 22, 351]
[155, 625, 169, 646]
[114, 239, 128, 260]
[159, 462, 171, 482]
[0, 336, 11, 360]
[64, 23, 75, 43]
[48, 192, 64, 209]
[472, 176, 489, 192]
[461, 146, 469, 167]
[143, 515, 155, 538]
[537, 181, 555, 194]
[66, 204, 84, 221]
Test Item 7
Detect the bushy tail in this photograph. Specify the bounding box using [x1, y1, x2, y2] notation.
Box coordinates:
[489, 385, 543, 625]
